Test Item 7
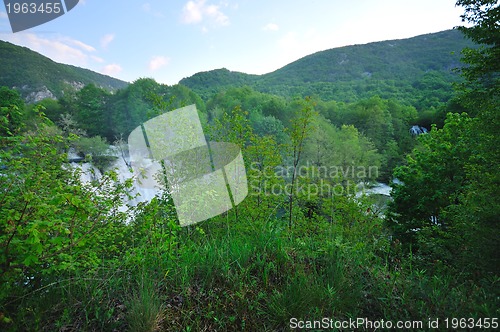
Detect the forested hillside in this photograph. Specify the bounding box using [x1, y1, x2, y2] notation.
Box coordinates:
[0, 40, 128, 102]
[0, 1, 498, 330]
[181, 29, 473, 109]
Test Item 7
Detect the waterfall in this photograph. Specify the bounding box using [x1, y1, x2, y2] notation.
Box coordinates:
[108, 147, 159, 207]
[409, 125, 428, 136]
[356, 182, 393, 197]
[68, 145, 162, 217]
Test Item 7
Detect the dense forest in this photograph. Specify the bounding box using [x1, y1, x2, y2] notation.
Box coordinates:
[0, 0, 498, 330]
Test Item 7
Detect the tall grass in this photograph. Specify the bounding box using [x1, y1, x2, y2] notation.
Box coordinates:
[127, 273, 165, 332]
[2, 213, 497, 331]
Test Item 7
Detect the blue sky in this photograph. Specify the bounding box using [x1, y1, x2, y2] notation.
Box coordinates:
[0, 0, 465, 85]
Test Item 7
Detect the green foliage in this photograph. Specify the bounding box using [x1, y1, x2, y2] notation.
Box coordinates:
[45, 79, 208, 143]
[127, 193, 180, 267]
[339, 96, 395, 152]
[286, 97, 317, 227]
[388, 0, 499, 279]
[253, 114, 289, 143]
[179, 68, 258, 100]
[0, 120, 131, 318]
[317, 96, 419, 179]
[388, 110, 498, 275]
[73, 135, 116, 172]
[34, 98, 61, 123]
[0, 86, 25, 136]
[72, 84, 111, 138]
[456, 0, 499, 103]
[207, 105, 253, 148]
[1, 87, 498, 330]
[388, 113, 472, 249]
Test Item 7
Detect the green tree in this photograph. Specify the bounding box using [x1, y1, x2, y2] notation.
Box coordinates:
[243, 135, 285, 223]
[340, 96, 394, 153]
[0, 113, 131, 318]
[0, 86, 24, 136]
[73, 84, 111, 138]
[34, 98, 62, 124]
[287, 97, 317, 228]
[456, 0, 499, 110]
[387, 0, 499, 275]
[208, 105, 252, 149]
[73, 135, 116, 172]
[207, 105, 254, 222]
[453, 0, 499, 273]
[387, 114, 471, 245]
[253, 115, 289, 143]
[333, 124, 381, 187]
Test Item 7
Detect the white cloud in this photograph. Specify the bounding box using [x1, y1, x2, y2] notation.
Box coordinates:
[91, 55, 105, 63]
[102, 64, 123, 76]
[205, 3, 229, 25]
[149, 55, 170, 71]
[0, 11, 8, 19]
[64, 38, 96, 52]
[0, 33, 100, 67]
[100, 34, 115, 49]
[182, 0, 203, 23]
[181, 0, 229, 26]
[142, 2, 164, 18]
[263, 23, 279, 31]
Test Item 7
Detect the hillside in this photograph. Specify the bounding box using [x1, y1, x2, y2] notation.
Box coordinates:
[0, 30, 472, 108]
[0, 40, 128, 103]
[181, 29, 474, 108]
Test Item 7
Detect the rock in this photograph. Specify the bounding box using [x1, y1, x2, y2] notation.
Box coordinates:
[25, 86, 56, 103]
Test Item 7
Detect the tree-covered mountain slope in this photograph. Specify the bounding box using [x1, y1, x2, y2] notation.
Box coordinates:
[0, 40, 128, 102]
[181, 29, 474, 108]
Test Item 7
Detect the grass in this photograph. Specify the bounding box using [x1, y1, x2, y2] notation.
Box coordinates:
[1, 212, 498, 331]
[127, 274, 165, 332]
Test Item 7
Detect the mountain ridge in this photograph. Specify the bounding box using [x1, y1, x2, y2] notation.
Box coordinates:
[180, 29, 474, 106]
[0, 40, 128, 102]
[0, 29, 473, 107]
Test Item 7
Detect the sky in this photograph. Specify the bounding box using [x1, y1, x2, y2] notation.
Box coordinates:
[0, 0, 466, 85]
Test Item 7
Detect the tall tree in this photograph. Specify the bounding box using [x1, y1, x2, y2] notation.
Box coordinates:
[0, 112, 130, 308]
[73, 84, 111, 139]
[456, 0, 499, 104]
[387, 0, 499, 274]
[287, 97, 317, 228]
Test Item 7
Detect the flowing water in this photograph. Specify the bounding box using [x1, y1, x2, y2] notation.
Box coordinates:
[69, 147, 161, 212]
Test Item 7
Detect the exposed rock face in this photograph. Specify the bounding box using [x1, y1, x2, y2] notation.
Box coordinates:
[63, 80, 85, 91]
[25, 86, 56, 103]
[15, 81, 88, 103]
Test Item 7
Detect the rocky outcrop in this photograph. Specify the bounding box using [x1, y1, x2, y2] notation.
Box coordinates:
[25, 86, 56, 103]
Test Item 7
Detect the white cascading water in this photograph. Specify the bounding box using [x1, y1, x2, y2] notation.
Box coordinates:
[68, 146, 161, 216]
